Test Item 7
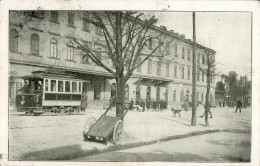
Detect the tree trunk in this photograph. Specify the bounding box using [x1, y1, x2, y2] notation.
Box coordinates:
[115, 78, 125, 118]
[205, 73, 211, 127]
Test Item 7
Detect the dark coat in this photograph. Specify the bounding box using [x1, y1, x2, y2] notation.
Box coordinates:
[81, 94, 88, 108]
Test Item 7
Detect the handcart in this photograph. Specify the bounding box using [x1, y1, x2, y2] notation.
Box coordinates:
[83, 102, 129, 145]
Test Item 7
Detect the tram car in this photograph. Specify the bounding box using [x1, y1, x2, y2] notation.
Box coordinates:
[15, 69, 88, 115]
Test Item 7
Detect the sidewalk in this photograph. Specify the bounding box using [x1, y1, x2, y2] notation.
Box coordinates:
[11, 106, 251, 160]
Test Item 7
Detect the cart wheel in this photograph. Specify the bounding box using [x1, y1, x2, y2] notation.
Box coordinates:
[83, 117, 97, 133]
[111, 120, 124, 144]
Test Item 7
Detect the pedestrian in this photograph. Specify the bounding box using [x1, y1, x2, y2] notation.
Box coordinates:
[183, 99, 189, 111]
[129, 98, 134, 110]
[235, 99, 242, 113]
[200, 102, 213, 118]
[81, 92, 88, 111]
[141, 99, 145, 112]
[219, 102, 222, 108]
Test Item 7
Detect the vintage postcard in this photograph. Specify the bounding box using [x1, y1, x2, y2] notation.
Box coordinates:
[0, 0, 259, 166]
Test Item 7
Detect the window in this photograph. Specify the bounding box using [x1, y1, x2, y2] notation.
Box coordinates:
[68, 11, 74, 27]
[82, 42, 90, 63]
[58, 81, 63, 92]
[187, 67, 191, 80]
[96, 48, 102, 61]
[78, 82, 82, 93]
[83, 12, 90, 31]
[202, 72, 204, 82]
[197, 53, 200, 64]
[148, 59, 152, 74]
[180, 90, 184, 102]
[174, 44, 178, 57]
[137, 57, 142, 72]
[148, 38, 153, 50]
[201, 92, 204, 103]
[182, 47, 185, 59]
[124, 84, 129, 101]
[94, 83, 101, 100]
[50, 11, 58, 23]
[72, 82, 77, 93]
[181, 66, 185, 79]
[10, 29, 18, 52]
[157, 61, 161, 75]
[50, 39, 58, 58]
[197, 92, 199, 102]
[197, 70, 200, 82]
[51, 80, 56, 92]
[187, 49, 191, 60]
[31, 33, 39, 55]
[174, 65, 177, 78]
[173, 90, 176, 102]
[45, 79, 49, 91]
[166, 42, 170, 55]
[166, 63, 169, 76]
[65, 81, 70, 92]
[67, 42, 74, 61]
[95, 27, 102, 35]
[202, 54, 205, 64]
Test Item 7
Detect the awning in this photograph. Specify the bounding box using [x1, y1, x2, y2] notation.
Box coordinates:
[134, 76, 172, 87]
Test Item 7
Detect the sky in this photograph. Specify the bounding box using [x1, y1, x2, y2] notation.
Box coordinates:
[148, 12, 251, 80]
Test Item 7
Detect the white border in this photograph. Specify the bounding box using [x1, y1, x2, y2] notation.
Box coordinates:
[0, 0, 259, 166]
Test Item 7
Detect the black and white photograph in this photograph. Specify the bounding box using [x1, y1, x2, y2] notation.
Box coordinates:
[1, 1, 259, 165]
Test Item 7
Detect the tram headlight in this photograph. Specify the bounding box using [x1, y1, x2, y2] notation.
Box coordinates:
[21, 100, 25, 105]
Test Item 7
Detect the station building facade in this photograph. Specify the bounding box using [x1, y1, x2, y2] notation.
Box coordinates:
[9, 11, 216, 109]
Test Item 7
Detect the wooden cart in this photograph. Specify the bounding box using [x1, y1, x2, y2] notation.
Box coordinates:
[83, 103, 129, 145]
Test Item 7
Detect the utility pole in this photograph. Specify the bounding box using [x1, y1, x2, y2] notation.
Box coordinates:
[191, 12, 197, 126]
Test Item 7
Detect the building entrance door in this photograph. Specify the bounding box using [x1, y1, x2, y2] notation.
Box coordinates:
[146, 86, 151, 109]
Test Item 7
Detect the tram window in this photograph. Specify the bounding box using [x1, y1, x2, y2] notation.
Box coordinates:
[45, 79, 49, 91]
[65, 81, 70, 92]
[79, 82, 82, 93]
[51, 80, 56, 92]
[58, 81, 63, 92]
[72, 82, 77, 93]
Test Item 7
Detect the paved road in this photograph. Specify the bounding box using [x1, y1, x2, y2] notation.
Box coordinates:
[74, 130, 251, 162]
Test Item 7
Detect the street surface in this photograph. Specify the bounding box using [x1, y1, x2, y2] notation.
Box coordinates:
[8, 106, 251, 161]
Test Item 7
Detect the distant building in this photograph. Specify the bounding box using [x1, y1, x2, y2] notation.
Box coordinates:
[9, 11, 216, 109]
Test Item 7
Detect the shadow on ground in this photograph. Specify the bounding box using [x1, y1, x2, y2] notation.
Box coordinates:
[19, 129, 221, 161]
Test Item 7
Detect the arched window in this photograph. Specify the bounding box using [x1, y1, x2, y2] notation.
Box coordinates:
[96, 48, 102, 61]
[174, 65, 178, 78]
[173, 90, 176, 102]
[124, 84, 129, 101]
[10, 29, 18, 52]
[31, 33, 39, 55]
[137, 57, 142, 72]
[201, 92, 204, 103]
[50, 39, 58, 58]
[67, 42, 74, 60]
[180, 90, 184, 102]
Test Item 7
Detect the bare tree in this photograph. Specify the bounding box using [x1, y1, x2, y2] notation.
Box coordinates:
[72, 11, 173, 117]
[198, 49, 218, 127]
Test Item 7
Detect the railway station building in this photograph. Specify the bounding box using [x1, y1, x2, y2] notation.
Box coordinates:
[9, 11, 216, 110]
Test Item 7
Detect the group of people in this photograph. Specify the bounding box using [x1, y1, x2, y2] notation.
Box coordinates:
[128, 99, 168, 112]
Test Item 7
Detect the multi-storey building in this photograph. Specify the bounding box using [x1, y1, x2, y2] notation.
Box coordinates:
[9, 11, 216, 109]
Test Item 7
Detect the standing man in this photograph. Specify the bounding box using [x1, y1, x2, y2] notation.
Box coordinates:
[81, 91, 88, 112]
[17, 80, 30, 94]
[235, 99, 242, 113]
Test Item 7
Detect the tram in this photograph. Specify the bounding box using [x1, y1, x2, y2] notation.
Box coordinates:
[15, 68, 88, 115]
